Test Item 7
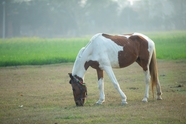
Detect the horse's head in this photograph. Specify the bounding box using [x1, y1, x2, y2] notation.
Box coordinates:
[68, 73, 87, 106]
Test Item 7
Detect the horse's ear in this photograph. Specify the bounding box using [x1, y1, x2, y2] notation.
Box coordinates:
[68, 73, 73, 79]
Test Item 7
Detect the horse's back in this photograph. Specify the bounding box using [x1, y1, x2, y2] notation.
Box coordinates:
[89, 33, 126, 68]
[132, 33, 155, 51]
[88, 33, 155, 68]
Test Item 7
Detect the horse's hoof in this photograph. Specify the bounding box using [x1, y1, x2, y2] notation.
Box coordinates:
[121, 101, 128, 105]
[142, 98, 148, 102]
[95, 100, 104, 105]
[95, 103, 102, 105]
[157, 97, 162, 100]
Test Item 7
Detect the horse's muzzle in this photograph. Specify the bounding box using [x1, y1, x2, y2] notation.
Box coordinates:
[75, 98, 85, 106]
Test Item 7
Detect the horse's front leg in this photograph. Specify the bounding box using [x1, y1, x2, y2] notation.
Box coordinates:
[104, 66, 128, 105]
[96, 69, 105, 105]
[96, 78, 105, 104]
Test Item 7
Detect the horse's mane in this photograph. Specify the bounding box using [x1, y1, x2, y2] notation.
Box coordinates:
[76, 33, 101, 59]
[76, 47, 85, 59]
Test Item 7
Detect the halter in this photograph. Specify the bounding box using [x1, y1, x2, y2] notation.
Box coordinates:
[74, 75, 86, 86]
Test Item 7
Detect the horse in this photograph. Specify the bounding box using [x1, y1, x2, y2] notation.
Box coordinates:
[68, 33, 162, 106]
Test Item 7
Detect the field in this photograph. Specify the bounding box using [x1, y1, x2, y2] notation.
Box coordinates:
[0, 31, 186, 67]
[0, 37, 88, 66]
[0, 60, 186, 123]
[0, 31, 186, 123]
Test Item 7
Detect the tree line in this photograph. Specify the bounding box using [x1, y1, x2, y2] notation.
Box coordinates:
[0, 0, 185, 38]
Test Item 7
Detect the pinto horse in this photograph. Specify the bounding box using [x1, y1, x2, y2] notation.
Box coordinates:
[69, 33, 162, 106]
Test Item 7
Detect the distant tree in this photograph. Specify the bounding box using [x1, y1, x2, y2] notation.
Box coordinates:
[1, 0, 185, 38]
[84, 0, 119, 34]
[170, 0, 186, 30]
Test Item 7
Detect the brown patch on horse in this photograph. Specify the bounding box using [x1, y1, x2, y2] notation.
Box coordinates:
[133, 36, 149, 71]
[84, 60, 103, 80]
[102, 33, 149, 71]
[84, 60, 99, 70]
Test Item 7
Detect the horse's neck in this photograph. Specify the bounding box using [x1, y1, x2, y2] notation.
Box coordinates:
[72, 34, 100, 79]
[72, 47, 89, 80]
[72, 60, 86, 80]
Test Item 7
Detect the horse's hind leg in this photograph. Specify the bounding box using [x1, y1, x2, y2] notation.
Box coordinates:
[103, 66, 127, 105]
[156, 79, 162, 100]
[136, 58, 150, 102]
[96, 69, 105, 105]
[142, 70, 150, 102]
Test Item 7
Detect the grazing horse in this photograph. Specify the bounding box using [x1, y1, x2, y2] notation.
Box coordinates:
[69, 33, 162, 106]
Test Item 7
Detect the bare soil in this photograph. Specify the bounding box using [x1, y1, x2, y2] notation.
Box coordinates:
[0, 60, 186, 124]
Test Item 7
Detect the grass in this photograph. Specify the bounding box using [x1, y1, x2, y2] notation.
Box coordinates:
[0, 31, 186, 123]
[148, 31, 186, 59]
[0, 31, 186, 67]
[0, 60, 186, 123]
[0, 37, 88, 66]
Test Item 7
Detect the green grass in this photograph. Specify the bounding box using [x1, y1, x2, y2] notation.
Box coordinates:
[148, 31, 186, 59]
[0, 31, 186, 67]
[0, 37, 88, 66]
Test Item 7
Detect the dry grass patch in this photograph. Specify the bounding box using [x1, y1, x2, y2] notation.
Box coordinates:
[0, 60, 186, 123]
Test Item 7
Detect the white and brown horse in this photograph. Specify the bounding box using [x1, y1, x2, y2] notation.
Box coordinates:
[69, 33, 162, 106]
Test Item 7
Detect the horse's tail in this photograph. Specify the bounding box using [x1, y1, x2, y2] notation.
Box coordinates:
[149, 49, 158, 98]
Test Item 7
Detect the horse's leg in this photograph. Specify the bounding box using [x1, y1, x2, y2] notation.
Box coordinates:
[138, 57, 151, 102]
[96, 69, 105, 104]
[156, 78, 163, 100]
[143, 70, 162, 101]
[142, 70, 150, 102]
[104, 66, 127, 105]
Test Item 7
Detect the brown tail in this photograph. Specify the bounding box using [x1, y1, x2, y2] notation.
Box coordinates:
[149, 49, 158, 98]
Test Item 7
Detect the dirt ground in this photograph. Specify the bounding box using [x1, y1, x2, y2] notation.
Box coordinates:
[0, 60, 186, 123]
